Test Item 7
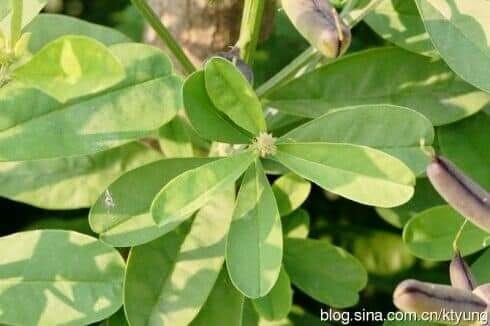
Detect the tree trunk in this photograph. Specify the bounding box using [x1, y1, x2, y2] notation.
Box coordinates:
[145, 0, 275, 69]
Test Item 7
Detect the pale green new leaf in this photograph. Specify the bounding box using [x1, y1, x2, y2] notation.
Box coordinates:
[0, 0, 47, 36]
[252, 268, 292, 321]
[274, 143, 415, 208]
[281, 105, 435, 175]
[266, 47, 489, 126]
[272, 173, 311, 216]
[0, 230, 125, 326]
[0, 43, 179, 161]
[416, 0, 490, 92]
[124, 189, 234, 326]
[403, 205, 490, 261]
[226, 160, 283, 299]
[151, 151, 255, 230]
[183, 71, 251, 144]
[282, 209, 310, 239]
[13, 36, 125, 102]
[284, 238, 367, 308]
[26, 14, 130, 52]
[0, 142, 161, 210]
[205, 57, 266, 135]
[89, 158, 214, 247]
[365, 0, 437, 57]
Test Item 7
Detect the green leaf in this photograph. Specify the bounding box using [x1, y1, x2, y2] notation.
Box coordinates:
[281, 105, 435, 175]
[100, 309, 129, 326]
[365, 0, 437, 57]
[266, 47, 489, 126]
[472, 248, 490, 284]
[158, 115, 194, 157]
[89, 158, 214, 247]
[24, 215, 94, 236]
[376, 178, 445, 228]
[151, 151, 255, 230]
[282, 209, 310, 239]
[439, 112, 490, 189]
[0, 142, 161, 209]
[352, 231, 415, 276]
[0, 43, 179, 161]
[124, 189, 234, 326]
[0, 0, 47, 36]
[183, 71, 251, 144]
[26, 14, 130, 52]
[252, 268, 292, 321]
[403, 205, 490, 261]
[204, 57, 266, 135]
[272, 173, 311, 216]
[226, 160, 283, 299]
[190, 268, 245, 326]
[0, 230, 125, 326]
[13, 36, 125, 102]
[284, 238, 367, 308]
[274, 143, 415, 208]
[416, 0, 490, 92]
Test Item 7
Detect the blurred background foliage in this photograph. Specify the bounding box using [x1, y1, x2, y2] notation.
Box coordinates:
[2, 0, 460, 322]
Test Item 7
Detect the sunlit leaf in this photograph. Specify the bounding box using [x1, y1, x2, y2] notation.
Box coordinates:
[272, 173, 311, 216]
[282, 209, 310, 239]
[252, 268, 292, 321]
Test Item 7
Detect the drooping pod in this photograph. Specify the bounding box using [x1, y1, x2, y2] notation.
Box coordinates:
[474, 284, 490, 304]
[215, 47, 254, 84]
[426, 156, 490, 232]
[394, 280, 487, 319]
[281, 0, 351, 58]
[450, 251, 477, 291]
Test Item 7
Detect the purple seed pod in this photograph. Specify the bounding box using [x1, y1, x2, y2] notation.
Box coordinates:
[281, 0, 351, 58]
[426, 156, 490, 232]
[474, 284, 490, 304]
[450, 250, 477, 291]
[214, 47, 254, 85]
[394, 280, 487, 316]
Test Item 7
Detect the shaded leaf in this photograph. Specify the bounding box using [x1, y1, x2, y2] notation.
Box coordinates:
[205, 57, 266, 135]
[272, 173, 311, 216]
[253, 268, 293, 321]
[472, 249, 490, 284]
[159, 115, 194, 158]
[226, 160, 283, 298]
[274, 142, 415, 207]
[124, 189, 234, 326]
[403, 205, 490, 261]
[266, 47, 489, 126]
[0, 230, 125, 326]
[282, 209, 310, 239]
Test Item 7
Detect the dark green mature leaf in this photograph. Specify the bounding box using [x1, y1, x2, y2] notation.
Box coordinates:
[89, 158, 214, 247]
[151, 151, 255, 230]
[266, 47, 489, 126]
[26, 14, 130, 52]
[13, 36, 125, 102]
[226, 160, 283, 298]
[376, 178, 445, 228]
[281, 105, 434, 175]
[124, 189, 234, 326]
[416, 0, 490, 92]
[282, 209, 310, 239]
[403, 205, 490, 261]
[272, 173, 311, 216]
[252, 268, 292, 321]
[284, 238, 367, 308]
[190, 268, 245, 326]
[365, 0, 437, 57]
[472, 248, 490, 284]
[275, 143, 415, 208]
[100, 309, 129, 326]
[438, 112, 490, 189]
[0, 142, 161, 209]
[183, 71, 251, 144]
[0, 0, 47, 35]
[0, 230, 125, 325]
[0, 43, 179, 161]
[205, 57, 266, 135]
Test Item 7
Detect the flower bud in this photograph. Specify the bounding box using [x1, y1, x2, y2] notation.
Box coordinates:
[281, 0, 351, 58]
[427, 156, 490, 232]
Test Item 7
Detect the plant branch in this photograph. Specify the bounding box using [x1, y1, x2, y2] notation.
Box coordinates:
[131, 0, 196, 75]
[237, 0, 266, 66]
[256, 0, 383, 98]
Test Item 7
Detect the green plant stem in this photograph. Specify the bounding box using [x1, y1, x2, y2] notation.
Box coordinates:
[131, 0, 196, 75]
[10, 0, 22, 50]
[256, 0, 383, 98]
[237, 0, 266, 65]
